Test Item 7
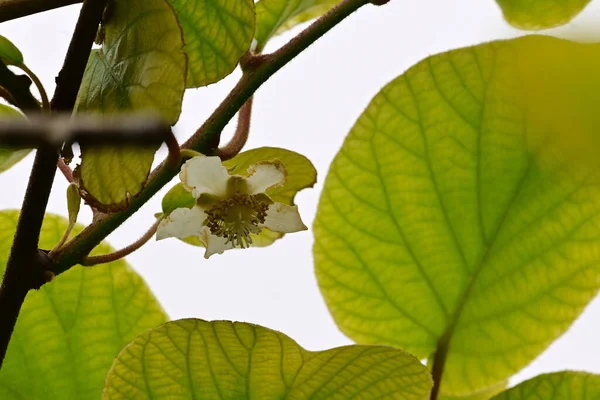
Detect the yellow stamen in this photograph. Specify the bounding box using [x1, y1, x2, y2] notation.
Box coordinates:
[204, 193, 270, 248]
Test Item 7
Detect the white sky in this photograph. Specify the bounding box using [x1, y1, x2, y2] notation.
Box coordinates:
[1, 0, 599, 391]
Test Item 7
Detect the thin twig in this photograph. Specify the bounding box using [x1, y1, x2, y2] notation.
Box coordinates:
[58, 157, 74, 182]
[18, 64, 50, 112]
[216, 97, 253, 161]
[51, 0, 377, 275]
[81, 219, 160, 266]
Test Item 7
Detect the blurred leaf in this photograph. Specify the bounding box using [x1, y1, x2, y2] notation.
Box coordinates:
[255, 0, 337, 51]
[314, 35, 600, 395]
[162, 147, 316, 248]
[0, 103, 29, 173]
[0, 211, 167, 400]
[168, 0, 255, 87]
[74, 0, 186, 211]
[492, 372, 600, 399]
[104, 318, 432, 400]
[0, 34, 23, 66]
[495, 0, 592, 29]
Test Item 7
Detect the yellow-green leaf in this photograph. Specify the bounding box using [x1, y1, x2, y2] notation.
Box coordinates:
[314, 35, 600, 395]
[168, 0, 255, 87]
[0, 103, 29, 174]
[255, 0, 338, 51]
[495, 0, 592, 29]
[223, 146, 317, 205]
[161, 147, 316, 248]
[74, 0, 186, 211]
[0, 34, 23, 66]
[103, 318, 432, 400]
[441, 381, 506, 400]
[0, 211, 167, 400]
[492, 372, 600, 399]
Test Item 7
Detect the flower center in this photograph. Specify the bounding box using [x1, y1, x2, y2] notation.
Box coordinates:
[204, 193, 270, 248]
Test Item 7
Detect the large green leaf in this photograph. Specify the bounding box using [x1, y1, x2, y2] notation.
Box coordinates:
[104, 318, 432, 399]
[74, 0, 186, 211]
[314, 35, 600, 395]
[0, 104, 29, 174]
[255, 0, 338, 51]
[0, 211, 167, 400]
[492, 372, 600, 399]
[168, 0, 255, 87]
[162, 147, 316, 247]
[495, 0, 592, 29]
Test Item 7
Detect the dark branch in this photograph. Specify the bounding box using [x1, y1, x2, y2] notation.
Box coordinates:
[0, 0, 106, 369]
[0, 0, 80, 23]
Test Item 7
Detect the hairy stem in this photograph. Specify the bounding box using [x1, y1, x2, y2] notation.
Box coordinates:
[0, 0, 106, 369]
[217, 97, 253, 161]
[0, 0, 80, 22]
[81, 219, 160, 266]
[51, 0, 374, 274]
[57, 158, 74, 182]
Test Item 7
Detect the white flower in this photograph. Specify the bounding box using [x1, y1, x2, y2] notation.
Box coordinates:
[156, 156, 307, 258]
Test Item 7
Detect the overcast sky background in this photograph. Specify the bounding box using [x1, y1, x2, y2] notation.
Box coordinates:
[0, 0, 599, 389]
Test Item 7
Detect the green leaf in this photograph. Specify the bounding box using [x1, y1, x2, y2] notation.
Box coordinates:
[0, 34, 23, 66]
[74, 0, 186, 211]
[168, 0, 255, 88]
[0, 211, 167, 400]
[0, 104, 29, 174]
[255, 0, 338, 51]
[495, 0, 592, 29]
[440, 381, 506, 400]
[104, 318, 432, 400]
[314, 35, 600, 395]
[162, 147, 316, 247]
[223, 146, 317, 205]
[492, 372, 600, 399]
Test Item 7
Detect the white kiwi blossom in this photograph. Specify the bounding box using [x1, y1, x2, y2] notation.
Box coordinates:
[156, 156, 307, 258]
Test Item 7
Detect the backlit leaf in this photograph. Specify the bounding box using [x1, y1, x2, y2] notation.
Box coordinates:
[492, 372, 600, 399]
[0, 34, 23, 66]
[255, 0, 337, 51]
[168, 0, 255, 87]
[314, 35, 600, 395]
[0, 103, 29, 174]
[74, 0, 186, 211]
[495, 0, 592, 29]
[0, 211, 167, 400]
[104, 318, 432, 400]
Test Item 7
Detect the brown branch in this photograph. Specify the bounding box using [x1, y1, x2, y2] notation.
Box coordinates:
[216, 97, 253, 161]
[0, 0, 81, 23]
[0, 0, 106, 369]
[51, 0, 375, 275]
[58, 158, 74, 182]
[81, 219, 160, 266]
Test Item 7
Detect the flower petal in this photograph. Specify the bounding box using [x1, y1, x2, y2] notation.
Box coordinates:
[180, 156, 230, 198]
[261, 203, 307, 233]
[246, 160, 286, 195]
[199, 228, 235, 258]
[156, 206, 206, 240]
